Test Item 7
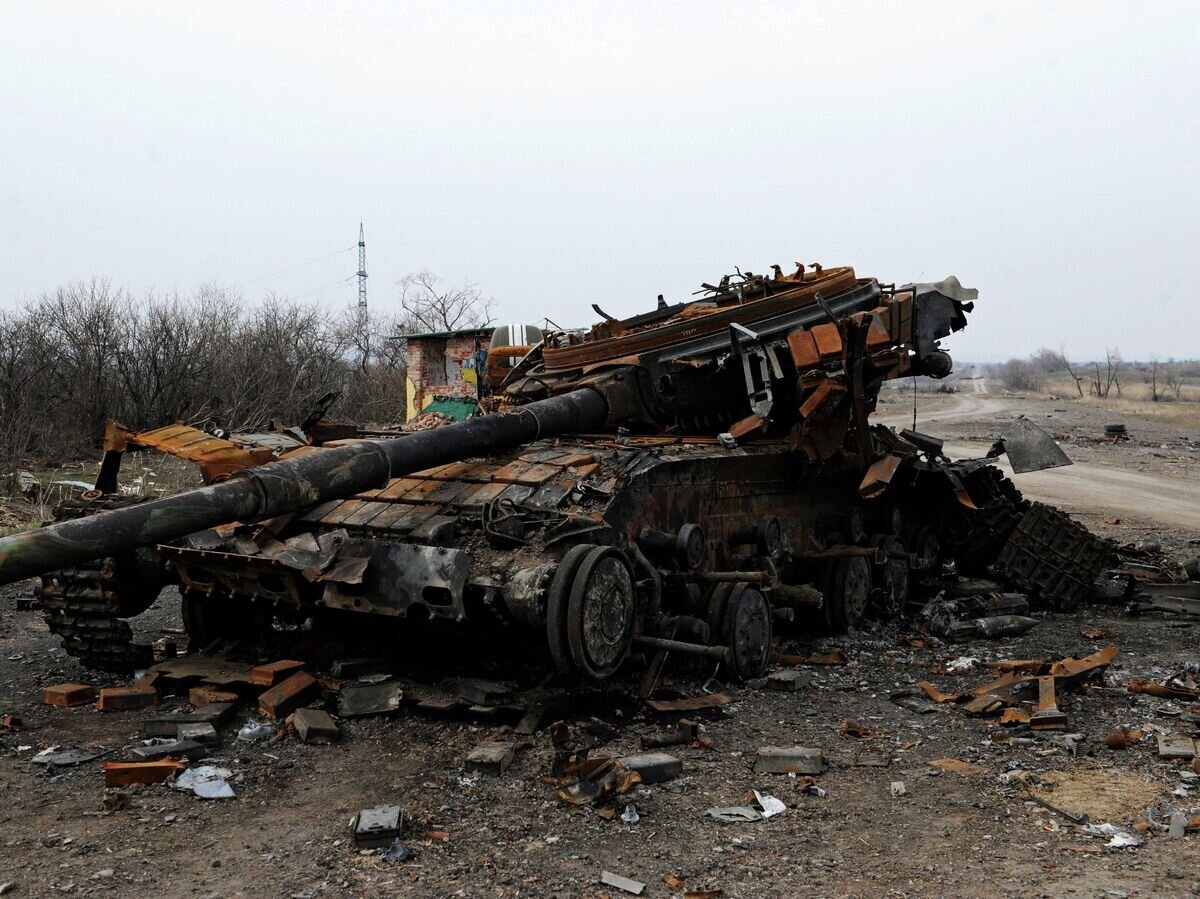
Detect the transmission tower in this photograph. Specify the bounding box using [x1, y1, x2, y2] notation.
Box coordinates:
[356, 222, 368, 315]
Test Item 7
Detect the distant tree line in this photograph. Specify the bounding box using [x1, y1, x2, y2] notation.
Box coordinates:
[994, 345, 1194, 400]
[0, 279, 414, 464]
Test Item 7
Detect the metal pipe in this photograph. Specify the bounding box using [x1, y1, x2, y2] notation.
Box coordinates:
[0, 388, 610, 586]
[793, 547, 885, 563]
[632, 634, 729, 661]
[767, 583, 824, 608]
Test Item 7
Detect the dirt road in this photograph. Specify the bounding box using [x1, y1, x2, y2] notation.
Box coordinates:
[879, 380, 1200, 531]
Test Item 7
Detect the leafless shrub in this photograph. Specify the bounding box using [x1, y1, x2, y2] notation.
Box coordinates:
[1001, 358, 1042, 392]
[0, 280, 415, 469]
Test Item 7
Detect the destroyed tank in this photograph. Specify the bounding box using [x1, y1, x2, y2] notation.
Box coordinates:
[0, 262, 1108, 679]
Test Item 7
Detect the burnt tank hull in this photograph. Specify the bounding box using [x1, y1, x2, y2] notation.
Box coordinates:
[0, 258, 1107, 676]
[157, 431, 952, 681]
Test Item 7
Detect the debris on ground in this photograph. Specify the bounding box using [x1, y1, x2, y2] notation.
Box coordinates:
[601, 869, 646, 895]
[352, 806, 404, 848]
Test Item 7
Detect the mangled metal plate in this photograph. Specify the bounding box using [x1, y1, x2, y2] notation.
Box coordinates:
[996, 416, 1072, 474]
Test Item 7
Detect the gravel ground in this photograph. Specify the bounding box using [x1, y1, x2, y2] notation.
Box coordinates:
[0, 390, 1198, 899]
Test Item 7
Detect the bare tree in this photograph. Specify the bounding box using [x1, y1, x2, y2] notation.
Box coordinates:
[1165, 363, 1183, 400]
[1149, 354, 1160, 402]
[1104, 347, 1123, 398]
[1057, 343, 1084, 398]
[397, 270, 495, 333]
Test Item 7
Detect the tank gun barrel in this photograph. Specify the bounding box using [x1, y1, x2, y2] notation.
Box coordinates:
[0, 388, 609, 586]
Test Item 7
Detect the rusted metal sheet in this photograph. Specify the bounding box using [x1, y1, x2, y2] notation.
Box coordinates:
[108, 421, 289, 483]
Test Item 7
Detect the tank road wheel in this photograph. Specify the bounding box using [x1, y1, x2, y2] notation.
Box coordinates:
[566, 546, 636, 680]
[705, 582, 734, 644]
[823, 554, 871, 633]
[721, 583, 773, 681]
[903, 525, 943, 600]
[868, 535, 910, 619]
[545, 544, 594, 674]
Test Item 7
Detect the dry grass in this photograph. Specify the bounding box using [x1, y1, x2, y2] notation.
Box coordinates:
[1037, 372, 1200, 431]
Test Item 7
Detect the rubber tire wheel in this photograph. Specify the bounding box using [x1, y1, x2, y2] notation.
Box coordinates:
[565, 546, 636, 680]
[868, 534, 909, 619]
[823, 555, 871, 634]
[545, 544, 594, 674]
[721, 583, 773, 681]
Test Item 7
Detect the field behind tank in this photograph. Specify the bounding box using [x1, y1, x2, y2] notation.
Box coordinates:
[0, 383, 1198, 898]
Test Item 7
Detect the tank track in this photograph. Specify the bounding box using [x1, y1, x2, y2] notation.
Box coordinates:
[993, 502, 1110, 611]
[38, 494, 154, 673]
[936, 467, 1029, 576]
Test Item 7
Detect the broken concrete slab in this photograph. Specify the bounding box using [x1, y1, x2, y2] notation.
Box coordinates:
[1157, 734, 1199, 760]
[141, 703, 235, 738]
[130, 739, 208, 762]
[290, 708, 339, 744]
[642, 719, 699, 749]
[149, 656, 255, 687]
[338, 682, 404, 718]
[767, 669, 813, 692]
[617, 752, 682, 784]
[353, 805, 403, 848]
[457, 678, 513, 707]
[31, 748, 102, 767]
[177, 722, 219, 746]
[753, 747, 823, 775]
[600, 870, 645, 896]
[466, 742, 515, 775]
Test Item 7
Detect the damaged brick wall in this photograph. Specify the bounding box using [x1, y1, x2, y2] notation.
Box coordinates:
[404, 331, 491, 421]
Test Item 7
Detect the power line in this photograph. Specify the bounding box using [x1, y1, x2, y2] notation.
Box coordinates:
[237, 245, 356, 289]
[287, 275, 356, 302]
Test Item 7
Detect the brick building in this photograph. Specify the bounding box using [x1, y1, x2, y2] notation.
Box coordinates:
[402, 328, 492, 422]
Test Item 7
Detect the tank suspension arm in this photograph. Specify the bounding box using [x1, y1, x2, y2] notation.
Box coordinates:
[0, 388, 610, 586]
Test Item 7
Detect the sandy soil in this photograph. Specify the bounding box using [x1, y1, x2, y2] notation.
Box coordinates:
[1, 387, 1198, 899]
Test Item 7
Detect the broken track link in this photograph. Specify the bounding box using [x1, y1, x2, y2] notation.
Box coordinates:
[39, 562, 153, 672]
[37, 494, 157, 673]
[935, 467, 1029, 576]
[993, 502, 1111, 612]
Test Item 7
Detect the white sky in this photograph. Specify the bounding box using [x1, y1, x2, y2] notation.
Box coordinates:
[2, 1, 1197, 361]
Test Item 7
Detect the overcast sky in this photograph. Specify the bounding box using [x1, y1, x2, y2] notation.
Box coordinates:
[2, 2, 1197, 362]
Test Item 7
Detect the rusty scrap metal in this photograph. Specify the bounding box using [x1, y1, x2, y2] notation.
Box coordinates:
[1030, 676, 1068, 731]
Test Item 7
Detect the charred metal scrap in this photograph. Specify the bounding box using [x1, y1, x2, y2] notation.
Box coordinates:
[0, 260, 1109, 677]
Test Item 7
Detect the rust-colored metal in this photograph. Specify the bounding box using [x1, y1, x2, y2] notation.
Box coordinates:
[543, 266, 858, 370]
[104, 421, 298, 484]
[1030, 676, 1067, 730]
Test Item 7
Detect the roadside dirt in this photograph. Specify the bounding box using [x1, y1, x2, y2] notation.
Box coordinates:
[0, 390, 1198, 899]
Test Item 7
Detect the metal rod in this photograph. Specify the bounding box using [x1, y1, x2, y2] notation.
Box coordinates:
[767, 583, 823, 608]
[633, 635, 729, 661]
[793, 547, 885, 563]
